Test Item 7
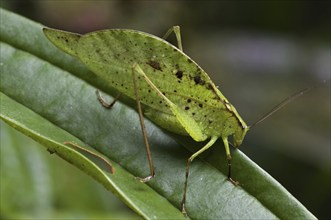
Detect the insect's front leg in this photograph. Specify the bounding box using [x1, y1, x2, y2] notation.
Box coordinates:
[162, 26, 183, 51]
[96, 90, 121, 109]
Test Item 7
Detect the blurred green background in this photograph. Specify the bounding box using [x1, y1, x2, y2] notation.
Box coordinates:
[1, 0, 330, 219]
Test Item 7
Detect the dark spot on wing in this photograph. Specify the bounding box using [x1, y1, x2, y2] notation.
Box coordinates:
[175, 70, 183, 79]
[193, 75, 205, 85]
[207, 83, 214, 90]
[187, 99, 191, 103]
[147, 60, 162, 71]
[194, 76, 201, 84]
[185, 106, 190, 110]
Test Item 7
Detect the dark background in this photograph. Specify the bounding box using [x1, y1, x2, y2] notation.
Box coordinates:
[1, 0, 330, 219]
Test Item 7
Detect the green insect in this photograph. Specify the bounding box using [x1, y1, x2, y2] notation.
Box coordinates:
[42, 26, 253, 214]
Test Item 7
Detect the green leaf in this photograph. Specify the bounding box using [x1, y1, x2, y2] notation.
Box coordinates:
[0, 8, 316, 219]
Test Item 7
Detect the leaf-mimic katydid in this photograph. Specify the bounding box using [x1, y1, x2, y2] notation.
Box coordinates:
[43, 26, 328, 214]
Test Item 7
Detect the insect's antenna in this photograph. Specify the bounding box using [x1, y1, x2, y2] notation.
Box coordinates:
[250, 79, 330, 128]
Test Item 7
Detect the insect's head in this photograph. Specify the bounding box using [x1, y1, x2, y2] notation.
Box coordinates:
[233, 124, 249, 147]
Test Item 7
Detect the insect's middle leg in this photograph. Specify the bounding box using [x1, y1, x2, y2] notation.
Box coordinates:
[162, 26, 183, 51]
[181, 136, 218, 215]
[222, 137, 239, 185]
[132, 68, 155, 183]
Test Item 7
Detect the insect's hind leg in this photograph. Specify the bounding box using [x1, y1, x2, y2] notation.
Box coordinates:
[162, 26, 183, 51]
[131, 67, 155, 182]
[96, 90, 121, 109]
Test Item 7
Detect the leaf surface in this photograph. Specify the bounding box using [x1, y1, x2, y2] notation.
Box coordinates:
[0, 8, 316, 219]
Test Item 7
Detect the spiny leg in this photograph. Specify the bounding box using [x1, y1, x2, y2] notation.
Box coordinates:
[133, 64, 207, 142]
[181, 136, 218, 215]
[96, 90, 121, 109]
[162, 26, 183, 51]
[222, 137, 239, 185]
[132, 68, 155, 182]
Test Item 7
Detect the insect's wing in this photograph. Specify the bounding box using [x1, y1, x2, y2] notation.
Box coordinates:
[43, 28, 81, 57]
[44, 28, 246, 140]
[74, 30, 240, 139]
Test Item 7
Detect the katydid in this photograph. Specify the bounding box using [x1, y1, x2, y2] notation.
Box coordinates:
[43, 26, 325, 214]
